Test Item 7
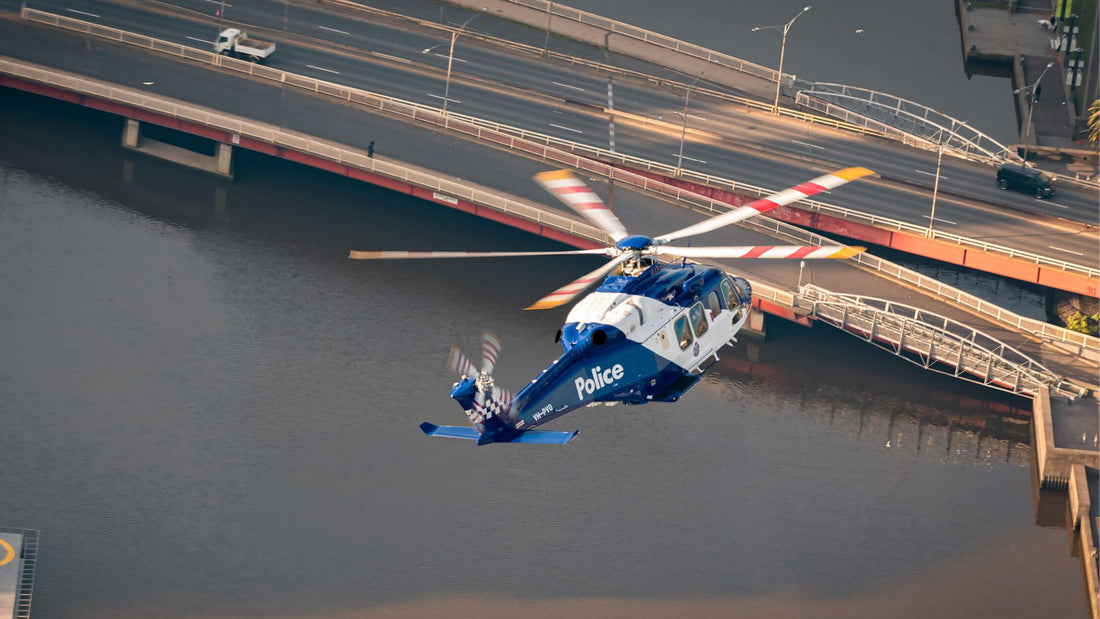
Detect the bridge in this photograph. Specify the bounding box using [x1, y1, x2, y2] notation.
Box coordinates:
[0, 0, 1096, 610]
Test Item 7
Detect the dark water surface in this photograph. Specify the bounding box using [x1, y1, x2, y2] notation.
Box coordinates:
[0, 85, 1085, 619]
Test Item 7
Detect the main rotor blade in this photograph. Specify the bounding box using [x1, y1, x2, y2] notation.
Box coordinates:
[349, 249, 612, 260]
[481, 330, 502, 376]
[655, 245, 865, 259]
[524, 252, 635, 310]
[654, 167, 875, 244]
[535, 169, 629, 242]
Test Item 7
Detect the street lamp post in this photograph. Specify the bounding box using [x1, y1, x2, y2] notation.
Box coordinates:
[752, 6, 811, 115]
[1013, 61, 1054, 164]
[926, 133, 946, 237]
[433, 8, 487, 116]
[674, 76, 702, 173]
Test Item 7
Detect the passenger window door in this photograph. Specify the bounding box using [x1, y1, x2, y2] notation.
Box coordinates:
[689, 303, 708, 337]
[707, 291, 723, 319]
[673, 315, 693, 350]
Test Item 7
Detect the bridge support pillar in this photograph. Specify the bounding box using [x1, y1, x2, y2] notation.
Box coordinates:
[215, 142, 233, 177]
[122, 118, 140, 149]
[120, 118, 234, 179]
[741, 308, 767, 340]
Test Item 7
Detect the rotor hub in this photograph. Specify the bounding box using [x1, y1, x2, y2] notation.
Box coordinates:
[615, 235, 653, 251]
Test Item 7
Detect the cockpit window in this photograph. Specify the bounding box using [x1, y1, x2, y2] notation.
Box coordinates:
[674, 315, 692, 350]
[689, 302, 708, 337]
[721, 279, 740, 308]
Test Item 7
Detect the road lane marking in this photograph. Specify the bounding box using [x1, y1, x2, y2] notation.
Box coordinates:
[427, 94, 460, 104]
[549, 123, 584, 134]
[1048, 246, 1084, 256]
[306, 64, 340, 74]
[200, 0, 233, 5]
[1038, 200, 1069, 208]
[914, 169, 946, 179]
[318, 25, 350, 35]
[372, 52, 410, 64]
[791, 140, 824, 150]
[552, 81, 586, 92]
[920, 215, 957, 225]
[186, 36, 213, 45]
[675, 154, 707, 164]
[66, 8, 100, 18]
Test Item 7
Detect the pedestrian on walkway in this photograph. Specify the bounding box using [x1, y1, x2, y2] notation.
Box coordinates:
[368, 141, 375, 158]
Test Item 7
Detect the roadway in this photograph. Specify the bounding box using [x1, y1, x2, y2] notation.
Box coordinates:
[7, 0, 1098, 271]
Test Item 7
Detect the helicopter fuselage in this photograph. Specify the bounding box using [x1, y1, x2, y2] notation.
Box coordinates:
[497, 261, 751, 433]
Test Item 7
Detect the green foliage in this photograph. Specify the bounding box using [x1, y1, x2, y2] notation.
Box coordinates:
[1066, 310, 1100, 336]
[1090, 99, 1100, 144]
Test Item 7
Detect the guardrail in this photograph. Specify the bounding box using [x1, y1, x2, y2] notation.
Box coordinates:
[494, 0, 781, 84]
[11, 11, 1098, 353]
[320, 1, 887, 137]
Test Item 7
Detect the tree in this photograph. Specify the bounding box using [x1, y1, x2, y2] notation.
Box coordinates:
[1090, 99, 1100, 143]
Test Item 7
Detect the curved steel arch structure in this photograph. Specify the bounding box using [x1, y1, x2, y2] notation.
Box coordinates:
[799, 285, 1083, 401]
[798, 83, 1017, 163]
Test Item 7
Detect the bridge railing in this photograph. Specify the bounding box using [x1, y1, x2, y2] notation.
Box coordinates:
[11, 13, 1098, 354]
[475, 0, 780, 83]
[22, 8, 1098, 283]
[801, 285, 1083, 400]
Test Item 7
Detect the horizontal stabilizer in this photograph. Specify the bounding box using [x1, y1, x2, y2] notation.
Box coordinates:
[500, 430, 579, 445]
[419, 423, 578, 445]
[419, 422, 480, 440]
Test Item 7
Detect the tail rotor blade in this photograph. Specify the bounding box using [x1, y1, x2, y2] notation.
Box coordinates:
[525, 252, 634, 310]
[535, 169, 629, 242]
[654, 167, 875, 244]
[481, 330, 502, 376]
[447, 346, 476, 377]
[655, 245, 866, 259]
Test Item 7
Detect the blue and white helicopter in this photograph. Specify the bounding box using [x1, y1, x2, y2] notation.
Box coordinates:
[350, 166, 874, 445]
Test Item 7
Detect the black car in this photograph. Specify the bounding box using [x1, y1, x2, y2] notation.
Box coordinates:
[996, 163, 1054, 198]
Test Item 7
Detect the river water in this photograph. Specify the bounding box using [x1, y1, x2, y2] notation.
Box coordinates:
[0, 72, 1087, 619]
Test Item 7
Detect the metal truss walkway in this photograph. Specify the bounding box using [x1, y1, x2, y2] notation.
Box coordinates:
[799, 285, 1085, 401]
[797, 83, 1016, 164]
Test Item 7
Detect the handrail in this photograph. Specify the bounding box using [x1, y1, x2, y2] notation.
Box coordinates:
[9, 13, 1098, 352]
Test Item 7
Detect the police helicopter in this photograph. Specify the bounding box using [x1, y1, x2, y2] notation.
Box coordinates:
[349, 166, 874, 445]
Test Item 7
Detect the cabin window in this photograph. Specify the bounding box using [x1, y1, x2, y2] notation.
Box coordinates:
[721, 279, 740, 308]
[674, 316, 693, 350]
[218, 35, 229, 44]
[707, 290, 722, 318]
[689, 303, 708, 337]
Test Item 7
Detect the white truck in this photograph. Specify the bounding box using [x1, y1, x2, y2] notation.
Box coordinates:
[214, 28, 275, 63]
